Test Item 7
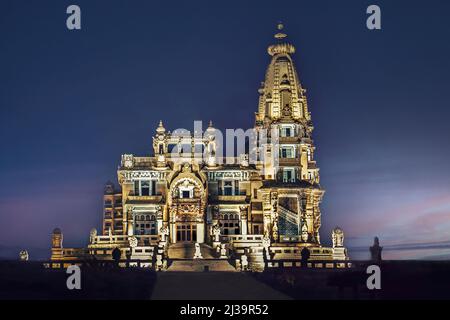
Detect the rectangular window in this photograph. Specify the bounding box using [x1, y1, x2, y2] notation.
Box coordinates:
[224, 181, 233, 196]
[151, 181, 157, 195]
[280, 126, 294, 137]
[280, 146, 295, 158]
[134, 181, 139, 195]
[141, 181, 150, 196]
[182, 190, 191, 198]
[283, 168, 295, 183]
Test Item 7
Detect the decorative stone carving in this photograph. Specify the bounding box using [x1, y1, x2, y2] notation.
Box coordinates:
[155, 254, 163, 271]
[262, 235, 271, 259]
[89, 228, 97, 244]
[262, 235, 271, 249]
[219, 243, 227, 259]
[240, 154, 249, 167]
[208, 171, 249, 181]
[332, 227, 344, 248]
[126, 171, 166, 181]
[241, 254, 248, 271]
[301, 223, 309, 242]
[19, 250, 29, 261]
[128, 236, 138, 248]
[160, 225, 169, 242]
[212, 224, 221, 242]
[272, 215, 278, 241]
[121, 154, 134, 169]
[156, 206, 163, 219]
[193, 242, 203, 259]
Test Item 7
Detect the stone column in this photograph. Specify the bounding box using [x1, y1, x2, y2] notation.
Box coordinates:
[240, 206, 248, 235]
[197, 223, 205, 243]
[156, 206, 163, 237]
[127, 207, 134, 236]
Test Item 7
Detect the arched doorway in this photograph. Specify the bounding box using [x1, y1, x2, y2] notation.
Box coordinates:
[168, 164, 206, 243]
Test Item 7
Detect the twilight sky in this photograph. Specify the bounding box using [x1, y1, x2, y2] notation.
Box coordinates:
[1, 0, 450, 259]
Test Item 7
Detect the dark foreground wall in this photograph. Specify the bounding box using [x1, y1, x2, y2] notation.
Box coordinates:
[1, 260, 450, 300]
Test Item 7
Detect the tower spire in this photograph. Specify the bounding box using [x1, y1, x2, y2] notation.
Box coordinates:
[268, 23, 295, 56]
[274, 22, 287, 40]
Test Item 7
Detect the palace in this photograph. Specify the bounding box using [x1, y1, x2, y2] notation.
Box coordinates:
[50, 25, 349, 271]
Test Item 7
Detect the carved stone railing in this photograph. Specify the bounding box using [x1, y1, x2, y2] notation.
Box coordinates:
[215, 195, 248, 202]
[43, 259, 155, 269]
[265, 259, 354, 269]
[278, 157, 300, 166]
[90, 234, 159, 246]
[126, 194, 163, 203]
[221, 234, 264, 243]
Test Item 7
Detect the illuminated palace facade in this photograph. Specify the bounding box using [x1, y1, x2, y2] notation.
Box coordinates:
[51, 25, 348, 271]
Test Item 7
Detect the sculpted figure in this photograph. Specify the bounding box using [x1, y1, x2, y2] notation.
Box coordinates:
[212, 224, 221, 242]
[160, 226, 169, 242]
[89, 228, 97, 244]
[193, 242, 203, 259]
[19, 250, 29, 261]
[128, 236, 138, 248]
[332, 227, 344, 248]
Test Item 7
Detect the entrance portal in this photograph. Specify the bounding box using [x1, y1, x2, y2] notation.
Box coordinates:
[176, 224, 197, 242]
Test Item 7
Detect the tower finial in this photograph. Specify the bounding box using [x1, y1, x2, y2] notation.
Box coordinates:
[156, 120, 166, 134]
[274, 22, 287, 40]
[277, 22, 284, 30]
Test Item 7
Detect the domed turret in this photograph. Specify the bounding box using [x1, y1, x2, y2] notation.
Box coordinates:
[256, 23, 308, 123]
[156, 120, 166, 134]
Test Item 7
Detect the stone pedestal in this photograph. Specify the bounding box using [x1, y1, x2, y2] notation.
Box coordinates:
[332, 247, 348, 260]
[212, 241, 221, 250]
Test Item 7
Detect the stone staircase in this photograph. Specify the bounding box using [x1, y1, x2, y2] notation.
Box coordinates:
[166, 243, 236, 272]
[168, 243, 216, 259]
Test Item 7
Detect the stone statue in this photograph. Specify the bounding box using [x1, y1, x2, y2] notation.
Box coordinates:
[301, 223, 309, 242]
[332, 227, 344, 248]
[156, 254, 163, 271]
[219, 243, 227, 259]
[193, 242, 203, 259]
[241, 254, 248, 271]
[19, 250, 29, 261]
[128, 235, 138, 248]
[212, 224, 221, 242]
[160, 225, 169, 242]
[370, 236, 383, 261]
[121, 154, 134, 168]
[272, 216, 279, 241]
[89, 228, 97, 244]
[262, 235, 271, 259]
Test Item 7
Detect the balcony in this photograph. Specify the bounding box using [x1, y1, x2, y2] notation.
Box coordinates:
[126, 194, 164, 204]
[278, 157, 300, 166]
[209, 194, 249, 204]
[279, 136, 299, 143]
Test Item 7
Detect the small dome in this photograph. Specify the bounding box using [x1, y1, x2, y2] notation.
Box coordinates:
[332, 227, 344, 234]
[156, 120, 166, 134]
[53, 228, 62, 234]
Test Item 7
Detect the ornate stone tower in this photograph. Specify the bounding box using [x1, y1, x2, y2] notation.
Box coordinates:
[257, 24, 324, 245]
